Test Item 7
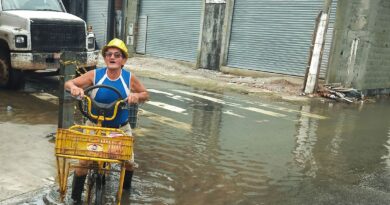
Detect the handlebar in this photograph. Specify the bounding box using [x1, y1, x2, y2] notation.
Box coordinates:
[68, 85, 131, 126]
[82, 96, 126, 121]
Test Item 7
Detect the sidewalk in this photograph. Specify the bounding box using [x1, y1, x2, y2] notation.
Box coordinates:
[98, 56, 308, 102]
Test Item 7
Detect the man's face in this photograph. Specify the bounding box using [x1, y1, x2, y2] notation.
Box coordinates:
[103, 47, 127, 70]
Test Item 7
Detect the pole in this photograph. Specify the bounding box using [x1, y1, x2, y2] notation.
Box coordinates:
[58, 52, 77, 128]
[304, 0, 333, 94]
[323, 0, 333, 14]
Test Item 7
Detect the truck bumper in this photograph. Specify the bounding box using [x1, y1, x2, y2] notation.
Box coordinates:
[10, 51, 99, 71]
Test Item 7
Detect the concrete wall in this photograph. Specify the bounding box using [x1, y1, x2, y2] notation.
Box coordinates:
[114, 0, 124, 39]
[126, 0, 228, 68]
[327, 0, 390, 95]
[220, 0, 234, 68]
[125, 0, 139, 58]
[198, 3, 226, 70]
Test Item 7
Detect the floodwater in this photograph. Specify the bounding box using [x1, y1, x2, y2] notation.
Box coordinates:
[0, 90, 57, 202]
[2, 78, 390, 204]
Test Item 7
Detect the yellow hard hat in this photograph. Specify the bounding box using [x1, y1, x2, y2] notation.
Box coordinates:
[102, 38, 129, 58]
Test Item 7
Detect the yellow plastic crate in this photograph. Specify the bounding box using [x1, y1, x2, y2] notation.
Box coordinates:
[55, 126, 133, 161]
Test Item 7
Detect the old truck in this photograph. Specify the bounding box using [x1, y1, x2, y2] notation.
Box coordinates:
[0, 0, 98, 89]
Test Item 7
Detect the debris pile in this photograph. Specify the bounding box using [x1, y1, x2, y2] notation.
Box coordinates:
[317, 84, 364, 103]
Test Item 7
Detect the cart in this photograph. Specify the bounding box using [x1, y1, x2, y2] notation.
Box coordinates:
[55, 84, 134, 204]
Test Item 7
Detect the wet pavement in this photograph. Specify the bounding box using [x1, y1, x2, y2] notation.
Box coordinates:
[2, 74, 390, 204]
[0, 90, 57, 203]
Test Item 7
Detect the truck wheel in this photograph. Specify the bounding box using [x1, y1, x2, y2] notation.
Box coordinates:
[0, 51, 24, 89]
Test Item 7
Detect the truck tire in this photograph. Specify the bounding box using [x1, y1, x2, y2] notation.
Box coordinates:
[0, 50, 24, 89]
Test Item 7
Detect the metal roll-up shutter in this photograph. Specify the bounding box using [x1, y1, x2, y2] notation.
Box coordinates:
[136, 16, 148, 54]
[319, 0, 338, 78]
[87, 0, 110, 49]
[227, 0, 324, 76]
[137, 0, 202, 62]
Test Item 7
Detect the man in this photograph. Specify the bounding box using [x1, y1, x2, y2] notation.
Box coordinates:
[65, 38, 149, 204]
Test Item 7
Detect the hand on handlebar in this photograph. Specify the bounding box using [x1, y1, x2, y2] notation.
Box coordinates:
[127, 93, 140, 104]
[69, 86, 85, 99]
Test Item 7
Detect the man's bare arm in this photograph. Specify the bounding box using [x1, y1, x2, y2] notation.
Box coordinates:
[64, 70, 94, 97]
[129, 74, 149, 103]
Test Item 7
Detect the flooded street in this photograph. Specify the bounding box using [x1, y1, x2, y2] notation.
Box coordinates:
[0, 90, 57, 202]
[2, 77, 390, 204]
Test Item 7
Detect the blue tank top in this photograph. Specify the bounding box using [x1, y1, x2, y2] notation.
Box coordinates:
[91, 67, 131, 127]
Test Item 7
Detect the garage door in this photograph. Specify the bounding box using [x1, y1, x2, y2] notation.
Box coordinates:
[137, 0, 202, 62]
[227, 0, 326, 76]
[87, 0, 110, 49]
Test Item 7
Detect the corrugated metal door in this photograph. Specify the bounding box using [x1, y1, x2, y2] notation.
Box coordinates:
[137, 0, 202, 62]
[87, 0, 110, 49]
[319, 0, 338, 78]
[136, 16, 148, 54]
[227, 0, 324, 76]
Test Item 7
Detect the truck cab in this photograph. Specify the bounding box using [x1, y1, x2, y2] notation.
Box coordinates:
[0, 0, 98, 89]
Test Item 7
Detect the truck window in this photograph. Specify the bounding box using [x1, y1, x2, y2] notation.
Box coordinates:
[2, 0, 63, 12]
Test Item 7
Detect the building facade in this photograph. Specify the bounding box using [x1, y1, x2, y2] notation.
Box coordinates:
[126, 0, 338, 78]
[63, 0, 126, 49]
[62, 0, 390, 94]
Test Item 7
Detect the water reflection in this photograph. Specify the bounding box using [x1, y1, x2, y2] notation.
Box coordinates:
[183, 96, 229, 204]
[5, 79, 390, 205]
[383, 127, 390, 169]
[315, 101, 390, 177]
[159, 90, 290, 203]
[0, 90, 57, 124]
[293, 105, 319, 178]
[288, 100, 390, 204]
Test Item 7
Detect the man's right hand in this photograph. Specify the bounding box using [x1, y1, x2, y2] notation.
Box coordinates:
[64, 70, 94, 98]
[69, 86, 85, 98]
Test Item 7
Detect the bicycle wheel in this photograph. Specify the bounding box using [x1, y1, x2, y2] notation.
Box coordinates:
[87, 171, 105, 205]
[86, 172, 95, 204]
[94, 173, 104, 205]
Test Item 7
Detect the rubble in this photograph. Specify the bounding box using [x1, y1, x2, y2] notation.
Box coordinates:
[317, 83, 364, 103]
